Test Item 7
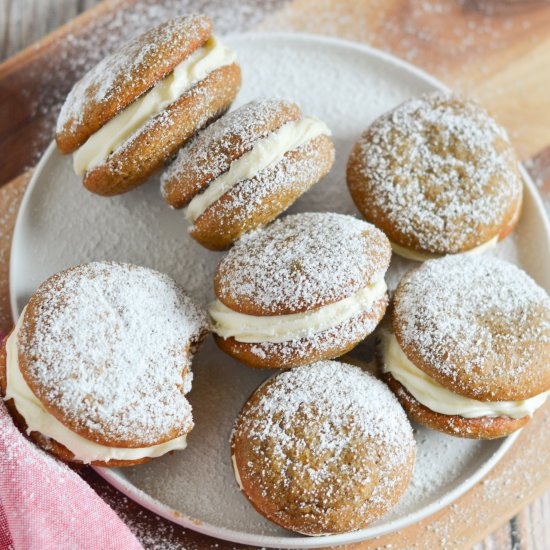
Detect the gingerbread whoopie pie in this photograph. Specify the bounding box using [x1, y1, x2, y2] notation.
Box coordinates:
[0, 262, 207, 466]
[347, 92, 523, 261]
[161, 98, 335, 250]
[379, 255, 550, 439]
[231, 361, 416, 535]
[56, 15, 240, 196]
[209, 212, 391, 368]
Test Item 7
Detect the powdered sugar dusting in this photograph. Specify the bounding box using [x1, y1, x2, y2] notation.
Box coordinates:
[216, 212, 391, 314]
[232, 361, 415, 532]
[22, 1, 285, 166]
[19, 262, 208, 446]
[234, 361, 415, 467]
[103, 70, 236, 178]
[349, 91, 522, 253]
[394, 255, 550, 399]
[56, 14, 211, 137]
[193, 134, 334, 247]
[161, 98, 297, 201]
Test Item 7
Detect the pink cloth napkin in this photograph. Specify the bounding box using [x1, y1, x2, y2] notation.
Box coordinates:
[0, 400, 143, 550]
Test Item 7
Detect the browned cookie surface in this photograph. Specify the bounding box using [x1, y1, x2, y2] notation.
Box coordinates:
[347, 92, 523, 256]
[215, 294, 388, 369]
[56, 15, 212, 153]
[383, 373, 529, 439]
[214, 212, 391, 316]
[0, 334, 150, 467]
[83, 63, 241, 196]
[231, 361, 415, 535]
[17, 262, 207, 448]
[161, 98, 301, 208]
[162, 98, 335, 249]
[392, 255, 550, 401]
[191, 134, 334, 250]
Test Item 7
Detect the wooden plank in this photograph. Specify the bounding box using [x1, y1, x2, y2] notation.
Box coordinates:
[258, 0, 550, 162]
[4, 0, 550, 183]
[0, 172, 29, 336]
[0, 0, 98, 59]
[0, 0, 126, 184]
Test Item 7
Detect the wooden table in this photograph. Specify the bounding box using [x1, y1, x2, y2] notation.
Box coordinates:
[2, 1, 550, 548]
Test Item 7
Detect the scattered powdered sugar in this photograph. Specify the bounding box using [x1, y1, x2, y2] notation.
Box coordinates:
[216, 212, 391, 314]
[56, 14, 211, 137]
[161, 98, 297, 201]
[232, 361, 415, 530]
[350, 91, 522, 253]
[0, 401, 74, 479]
[394, 255, 550, 398]
[19, 262, 208, 446]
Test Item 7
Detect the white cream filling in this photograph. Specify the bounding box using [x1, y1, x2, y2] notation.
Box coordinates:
[381, 331, 548, 419]
[390, 234, 499, 262]
[184, 116, 331, 223]
[209, 279, 387, 344]
[4, 308, 188, 463]
[231, 453, 244, 490]
[73, 36, 235, 176]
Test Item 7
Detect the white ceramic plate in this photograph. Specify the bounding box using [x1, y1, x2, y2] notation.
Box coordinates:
[10, 33, 550, 548]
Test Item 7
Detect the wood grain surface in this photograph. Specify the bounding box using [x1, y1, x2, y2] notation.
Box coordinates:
[1, 1, 550, 549]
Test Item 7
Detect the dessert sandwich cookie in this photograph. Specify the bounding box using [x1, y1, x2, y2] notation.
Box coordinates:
[161, 98, 335, 250]
[56, 15, 241, 196]
[210, 212, 391, 368]
[347, 92, 523, 261]
[231, 361, 416, 535]
[379, 255, 550, 439]
[0, 262, 208, 466]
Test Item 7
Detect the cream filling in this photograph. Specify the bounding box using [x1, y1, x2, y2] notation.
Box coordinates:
[73, 36, 235, 176]
[184, 116, 331, 223]
[231, 453, 244, 490]
[209, 279, 387, 344]
[381, 331, 548, 419]
[390, 234, 499, 262]
[4, 308, 188, 463]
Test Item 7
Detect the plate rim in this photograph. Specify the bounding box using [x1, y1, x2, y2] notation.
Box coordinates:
[8, 30, 547, 548]
[94, 431, 519, 549]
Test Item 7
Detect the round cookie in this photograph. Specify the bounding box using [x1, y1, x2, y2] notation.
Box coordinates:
[210, 212, 391, 368]
[231, 361, 416, 535]
[0, 262, 208, 465]
[161, 99, 335, 250]
[379, 255, 550, 439]
[347, 92, 523, 260]
[56, 15, 241, 196]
